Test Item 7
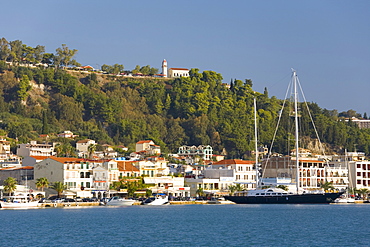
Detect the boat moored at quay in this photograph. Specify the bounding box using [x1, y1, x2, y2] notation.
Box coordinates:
[225, 70, 343, 204]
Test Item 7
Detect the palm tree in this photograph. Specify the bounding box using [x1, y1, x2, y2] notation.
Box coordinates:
[358, 188, 370, 200]
[319, 181, 335, 191]
[235, 183, 245, 192]
[228, 185, 237, 196]
[88, 144, 96, 159]
[52, 181, 67, 198]
[277, 185, 289, 191]
[35, 177, 49, 191]
[196, 188, 205, 197]
[3, 177, 17, 196]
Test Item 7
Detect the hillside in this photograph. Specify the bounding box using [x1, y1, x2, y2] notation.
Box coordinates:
[0, 63, 370, 158]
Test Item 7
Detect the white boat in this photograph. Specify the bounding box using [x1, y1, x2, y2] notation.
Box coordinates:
[0, 194, 39, 209]
[142, 194, 169, 205]
[106, 196, 136, 206]
[334, 196, 355, 203]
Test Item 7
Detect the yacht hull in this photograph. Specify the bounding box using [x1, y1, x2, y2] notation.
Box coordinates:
[224, 192, 344, 204]
[0, 201, 39, 209]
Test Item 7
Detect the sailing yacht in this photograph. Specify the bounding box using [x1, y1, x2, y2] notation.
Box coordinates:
[224, 69, 343, 204]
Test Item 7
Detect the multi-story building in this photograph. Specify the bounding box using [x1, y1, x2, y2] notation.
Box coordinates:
[117, 160, 140, 178]
[134, 156, 169, 177]
[76, 139, 96, 157]
[0, 137, 11, 161]
[135, 140, 161, 155]
[178, 145, 213, 163]
[262, 156, 349, 191]
[34, 157, 93, 197]
[17, 141, 55, 157]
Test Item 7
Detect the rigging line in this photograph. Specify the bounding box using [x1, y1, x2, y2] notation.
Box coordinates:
[297, 77, 328, 162]
[262, 76, 293, 178]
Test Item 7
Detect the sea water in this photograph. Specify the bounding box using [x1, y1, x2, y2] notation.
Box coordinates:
[1, 204, 369, 247]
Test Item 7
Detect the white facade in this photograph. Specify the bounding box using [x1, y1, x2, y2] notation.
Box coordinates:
[17, 141, 55, 157]
[162, 59, 167, 77]
[168, 68, 189, 78]
[135, 157, 169, 177]
[76, 139, 96, 153]
[34, 157, 94, 197]
[178, 145, 213, 163]
[92, 166, 109, 191]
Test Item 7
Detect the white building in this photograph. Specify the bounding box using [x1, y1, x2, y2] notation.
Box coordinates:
[76, 139, 96, 156]
[143, 176, 190, 197]
[34, 157, 94, 198]
[168, 68, 189, 78]
[135, 140, 161, 155]
[178, 145, 213, 163]
[161, 59, 189, 78]
[17, 141, 55, 157]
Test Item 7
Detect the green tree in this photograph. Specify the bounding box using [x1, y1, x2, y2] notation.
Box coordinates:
[196, 188, 205, 197]
[35, 177, 49, 191]
[277, 185, 289, 191]
[17, 75, 31, 101]
[55, 44, 78, 69]
[52, 181, 67, 198]
[3, 177, 17, 196]
[88, 143, 97, 159]
[228, 185, 237, 196]
[320, 181, 335, 191]
[357, 188, 370, 200]
[0, 37, 10, 61]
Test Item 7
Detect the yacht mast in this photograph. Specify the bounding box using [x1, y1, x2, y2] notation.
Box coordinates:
[254, 98, 259, 189]
[293, 69, 300, 193]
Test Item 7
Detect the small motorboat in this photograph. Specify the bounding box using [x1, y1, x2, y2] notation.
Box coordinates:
[105, 196, 136, 206]
[142, 194, 168, 205]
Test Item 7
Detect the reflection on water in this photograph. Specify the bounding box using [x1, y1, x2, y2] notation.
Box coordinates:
[2, 204, 370, 246]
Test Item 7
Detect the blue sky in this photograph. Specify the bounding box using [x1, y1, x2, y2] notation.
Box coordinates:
[3, 1, 370, 114]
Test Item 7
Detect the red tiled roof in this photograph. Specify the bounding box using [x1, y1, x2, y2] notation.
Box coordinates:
[49, 157, 84, 163]
[170, 68, 189, 71]
[136, 140, 153, 144]
[117, 161, 140, 172]
[213, 159, 255, 165]
[29, 156, 52, 160]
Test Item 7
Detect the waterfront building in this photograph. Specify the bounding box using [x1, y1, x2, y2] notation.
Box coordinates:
[0, 166, 33, 186]
[92, 165, 109, 193]
[134, 156, 169, 177]
[17, 141, 55, 157]
[212, 159, 256, 189]
[185, 177, 225, 197]
[262, 156, 349, 191]
[143, 176, 190, 197]
[34, 157, 93, 198]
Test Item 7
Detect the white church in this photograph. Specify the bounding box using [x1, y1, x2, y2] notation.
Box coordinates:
[161, 59, 189, 78]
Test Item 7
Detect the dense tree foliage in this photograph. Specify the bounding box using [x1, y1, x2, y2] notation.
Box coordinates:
[0, 38, 369, 158]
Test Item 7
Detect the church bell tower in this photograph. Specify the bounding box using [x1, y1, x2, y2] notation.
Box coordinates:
[162, 59, 167, 77]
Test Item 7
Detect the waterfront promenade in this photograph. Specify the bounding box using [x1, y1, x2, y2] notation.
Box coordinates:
[38, 199, 235, 208]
